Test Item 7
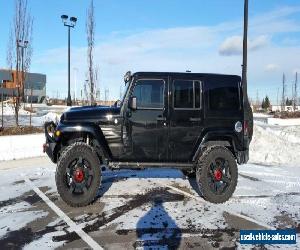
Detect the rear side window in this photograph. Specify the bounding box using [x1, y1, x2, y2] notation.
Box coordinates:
[207, 79, 240, 111]
[173, 80, 201, 109]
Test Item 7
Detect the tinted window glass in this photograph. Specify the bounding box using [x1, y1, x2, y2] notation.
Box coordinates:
[174, 80, 194, 108]
[133, 79, 164, 108]
[173, 80, 201, 109]
[209, 85, 240, 111]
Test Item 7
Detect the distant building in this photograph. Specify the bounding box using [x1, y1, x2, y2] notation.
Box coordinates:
[271, 105, 300, 112]
[0, 69, 46, 103]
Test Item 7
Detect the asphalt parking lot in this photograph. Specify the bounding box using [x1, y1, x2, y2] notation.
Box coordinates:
[0, 157, 299, 249]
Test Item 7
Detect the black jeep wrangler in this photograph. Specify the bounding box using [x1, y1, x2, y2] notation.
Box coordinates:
[44, 71, 253, 207]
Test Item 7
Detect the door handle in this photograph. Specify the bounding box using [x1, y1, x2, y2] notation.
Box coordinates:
[157, 116, 166, 121]
[189, 117, 201, 122]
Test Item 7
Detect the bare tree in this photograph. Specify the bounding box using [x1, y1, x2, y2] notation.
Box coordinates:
[85, 0, 98, 105]
[281, 73, 286, 111]
[6, 0, 33, 126]
[293, 72, 298, 111]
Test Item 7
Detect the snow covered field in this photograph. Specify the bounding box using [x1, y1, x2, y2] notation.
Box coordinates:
[0, 104, 63, 127]
[0, 133, 44, 161]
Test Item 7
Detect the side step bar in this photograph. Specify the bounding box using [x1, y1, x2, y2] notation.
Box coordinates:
[108, 162, 194, 170]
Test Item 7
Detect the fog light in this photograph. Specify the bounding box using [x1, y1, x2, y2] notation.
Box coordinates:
[55, 130, 61, 137]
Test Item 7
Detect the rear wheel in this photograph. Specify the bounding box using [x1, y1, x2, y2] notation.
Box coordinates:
[196, 146, 237, 203]
[56, 142, 101, 207]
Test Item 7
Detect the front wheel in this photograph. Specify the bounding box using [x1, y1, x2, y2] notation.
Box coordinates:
[196, 146, 237, 204]
[55, 142, 101, 207]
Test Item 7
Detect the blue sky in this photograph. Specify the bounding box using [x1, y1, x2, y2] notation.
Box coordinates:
[0, 0, 300, 103]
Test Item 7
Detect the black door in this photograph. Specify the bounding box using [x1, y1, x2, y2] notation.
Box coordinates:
[123, 78, 169, 161]
[168, 78, 203, 162]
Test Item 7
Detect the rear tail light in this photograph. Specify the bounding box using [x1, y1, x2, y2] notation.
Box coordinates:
[243, 120, 249, 136]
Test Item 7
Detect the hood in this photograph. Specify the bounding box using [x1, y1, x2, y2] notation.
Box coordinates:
[61, 105, 120, 122]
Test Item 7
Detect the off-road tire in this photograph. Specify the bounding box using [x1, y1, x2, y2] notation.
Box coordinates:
[56, 142, 101, 207]
[196, 146, 237, 203]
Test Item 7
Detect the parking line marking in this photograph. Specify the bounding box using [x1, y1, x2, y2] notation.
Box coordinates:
[23, 176, 103, 250]
[162, 183, 275, 230]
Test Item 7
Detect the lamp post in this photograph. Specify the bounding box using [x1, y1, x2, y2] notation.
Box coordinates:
[1, 81, 3, 129]
[61, 15, 77, 106]
[242, 0, 248, 101]
[73, 67, 78, 103]
[17, 39, 28, 102]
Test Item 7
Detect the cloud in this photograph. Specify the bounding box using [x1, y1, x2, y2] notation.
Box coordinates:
[293, 69, 300, 74]
[219, 35, 269, 56]
[31, 5, 300, 102]
[250, 6, 300, 35]
[265, 64, 280, 72]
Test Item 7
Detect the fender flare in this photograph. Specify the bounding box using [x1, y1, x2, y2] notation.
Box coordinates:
[57, 122, 112, 160]
[192, 131, 237, 162]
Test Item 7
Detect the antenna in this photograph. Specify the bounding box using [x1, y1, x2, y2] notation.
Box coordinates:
[242, 0, 248, 101]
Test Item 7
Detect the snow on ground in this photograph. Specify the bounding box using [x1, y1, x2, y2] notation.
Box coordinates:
[253, 112, 273, 118]
[249, 123, 300, 166]
[253, 112, 300, 125]
[31, 112, 60, 126]
[0, 104, 31, 116]
[0, 103, 62, 127]
[0, 159, 299, 249]
[0, 134, 44, 161]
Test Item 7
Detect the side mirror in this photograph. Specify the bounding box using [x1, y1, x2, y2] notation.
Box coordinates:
[128, 96, 137, 110]
[124, 71, 132, 85]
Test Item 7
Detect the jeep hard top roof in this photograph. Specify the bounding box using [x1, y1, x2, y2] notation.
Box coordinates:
[132, 71, 241, 81]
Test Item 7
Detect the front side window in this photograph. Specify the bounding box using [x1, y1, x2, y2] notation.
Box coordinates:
[173, 80, 201, 109]
[132, 79, 164, 109]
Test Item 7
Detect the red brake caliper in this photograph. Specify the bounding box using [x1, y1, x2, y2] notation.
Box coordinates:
[214, 169, 222, 181]
[74, 169, 84, 182]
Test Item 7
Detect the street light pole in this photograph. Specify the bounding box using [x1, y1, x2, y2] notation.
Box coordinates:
[61, 15, 77, 106]
[68, 26, 71, 106]
[242, 0, 248, 100]
[1, 81, 3, 129]
[73, 67, 78, 103]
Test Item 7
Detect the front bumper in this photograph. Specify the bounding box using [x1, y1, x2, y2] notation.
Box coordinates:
[44, 122, 58, 163]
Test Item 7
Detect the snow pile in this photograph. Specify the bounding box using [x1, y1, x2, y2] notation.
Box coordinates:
[265, 126, 300, 144]
[253, 112, 272, 118]
[31, 112, 60, 126]
[0, 104, 31, 115]
[0, 134, 44, 161]
[250, 124, 300, 166]
[267, 117, 300, 126]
